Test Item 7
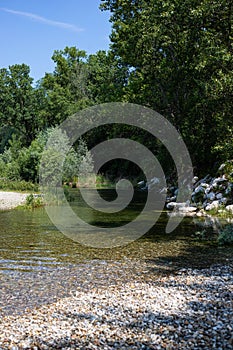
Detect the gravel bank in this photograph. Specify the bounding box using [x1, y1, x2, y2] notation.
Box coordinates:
[0, 262, 232, 349]
[0, 191, 28, 210]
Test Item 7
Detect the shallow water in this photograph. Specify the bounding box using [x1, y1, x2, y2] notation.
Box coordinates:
[0, 189, 232, 272]
[0, 189, 232, 315]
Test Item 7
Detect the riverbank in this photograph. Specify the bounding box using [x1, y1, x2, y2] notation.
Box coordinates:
[0, 261, 232, 349]
[0, 191, 29, 210]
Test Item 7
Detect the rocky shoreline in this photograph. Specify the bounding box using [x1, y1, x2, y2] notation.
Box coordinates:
[138, 162, 233, 218]
[0, 261, 232, 349]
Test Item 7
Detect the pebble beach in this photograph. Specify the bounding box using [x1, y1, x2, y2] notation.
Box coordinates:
[0, 191, 232, 349]
[0, 260, 232, 349]
[0, 191, 28, 210]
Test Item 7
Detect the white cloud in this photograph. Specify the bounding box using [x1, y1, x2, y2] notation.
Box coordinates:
[1, 7, 84, 32]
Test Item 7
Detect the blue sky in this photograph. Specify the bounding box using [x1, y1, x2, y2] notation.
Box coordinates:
[0, 0, 111, 82]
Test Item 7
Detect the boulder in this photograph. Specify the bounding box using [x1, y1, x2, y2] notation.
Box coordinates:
[206, 191, 215, 201]
[166, 202, 187, 210]
[205, 200, 220, 211]
[212, 176, 227, 185]
[192, 176, 199, 184]
[194, 185, 206, 193]
[220, 197, 228, 205]
[226, 205, 233, 214]
[166, 202, 197, 214]
[216, 193, 223, 200]
[178, 206, 197, 213]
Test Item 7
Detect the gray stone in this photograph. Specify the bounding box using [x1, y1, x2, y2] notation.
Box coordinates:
[206, 192, 215, 201]
[216, 193, 223, 200]
[220, 197, 228, 205]
[194, 185, 205, 194]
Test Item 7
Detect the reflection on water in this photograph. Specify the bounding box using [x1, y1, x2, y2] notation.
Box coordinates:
[0, 189, 232, 315]
[0, 189, 232, 273]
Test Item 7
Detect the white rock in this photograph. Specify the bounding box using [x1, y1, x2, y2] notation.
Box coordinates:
[159, 187, 167, 194]
[169, 196, 177, 202]
[178, 206, 197, 213]
[166, 202, 186, 210]
[205, 200, 220, 211]
[213, 176, 227, 184]
[192, 176, 198, 184]
[201, 183, 210, 189]
[218, 163, 225, 171]
[137, 181, 145, 186]
[196, 211, 207, 217]
[150, 177, 160, 185]
[226, 205, 233, 214]
[194, 185, 205, 193]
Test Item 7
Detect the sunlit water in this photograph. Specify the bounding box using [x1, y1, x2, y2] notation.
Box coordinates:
[0, 189, 232, 315]
[0, 189, 232, 272]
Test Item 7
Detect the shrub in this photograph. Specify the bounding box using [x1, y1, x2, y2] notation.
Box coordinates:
[218, 225, 233, 245]
[24, 194, 44, 209]
[0, 128, 94, 187]
[0, 179, 38, 191]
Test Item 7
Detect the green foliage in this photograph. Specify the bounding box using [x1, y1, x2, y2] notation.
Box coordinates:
[0, 132, 46, 182]
[101, 0, 233, 172]
[40, 128, 93, 186]
[0, 127, 93, 187]
[40, 128, 70, 186]
[87, 50, 128, 103]
[78, 150, 94, 177]
[41, 47, 91, 126]
[0, 126, 16, 153]
[218, 160, 233, 182]
[194, 230, 208, 241]
[63, 186, 75, 201]
[24, 194, 44, 209]
[218, 225, 233, 245]
[0, 179, 38, 191]
[1, 0, 233, 180]
[0, 64, 45, 145]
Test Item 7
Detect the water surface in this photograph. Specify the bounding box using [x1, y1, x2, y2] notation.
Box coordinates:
[0, 189, 232, 315]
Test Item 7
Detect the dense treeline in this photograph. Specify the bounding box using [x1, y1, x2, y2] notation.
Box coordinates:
[0, 0, 232, 184]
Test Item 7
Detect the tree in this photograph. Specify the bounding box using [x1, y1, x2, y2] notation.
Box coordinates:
[87, 50, 128, 103]
[0, 64, 43, 145]
[41, 47, 91, 126]
[100, 0, 233, 172]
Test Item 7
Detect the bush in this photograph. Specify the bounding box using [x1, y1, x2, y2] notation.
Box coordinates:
[0, 179, 38, 191]
[218, 225, 233, 245]
[0, 128, 94, 187]
[24, 194, 44, 209]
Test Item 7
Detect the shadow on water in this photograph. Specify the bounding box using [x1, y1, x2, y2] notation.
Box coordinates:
[0, 189, 232, 315]
[0, 189, 232, 270]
